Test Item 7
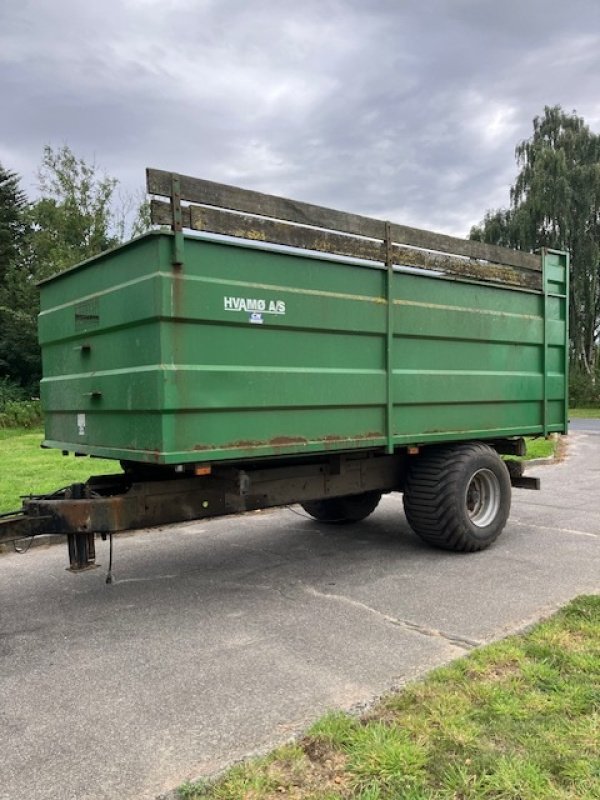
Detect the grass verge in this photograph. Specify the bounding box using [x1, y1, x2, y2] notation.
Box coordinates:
[0, 427, 121, 514]
[522, 436, 557, 461]
[569, 408, 600, 419]
[504, 435, 559, 464]
[179, 595, 600, 800]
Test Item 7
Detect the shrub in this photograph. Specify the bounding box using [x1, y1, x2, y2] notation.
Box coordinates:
[569, 368, 600, 408]
[0, 380, 43, 428]
[0, 399, 43, 429]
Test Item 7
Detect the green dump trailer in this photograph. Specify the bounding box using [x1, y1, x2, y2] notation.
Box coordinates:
[1, 169, 569, 570]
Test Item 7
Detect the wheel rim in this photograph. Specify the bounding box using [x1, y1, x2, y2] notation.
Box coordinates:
[465, 468, 501, 527]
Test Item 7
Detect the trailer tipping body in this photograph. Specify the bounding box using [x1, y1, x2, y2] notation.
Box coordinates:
[37, 169, 568, 465]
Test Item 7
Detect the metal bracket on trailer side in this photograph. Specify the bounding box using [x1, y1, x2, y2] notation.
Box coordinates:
[509, 475, 541, 490]
[505, 459, 540, 490]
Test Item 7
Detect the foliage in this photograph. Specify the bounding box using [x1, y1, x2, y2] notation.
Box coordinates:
[0, 146, 150, 394]
[28, 145, 129, 280]
[471, 106, 600, 384]
[0, 165, 38, 392]
[179, 596, 600, 799]
[0, 377, 27, 403]
[0, 379, 42, 429]
[0, 400, 43, 430]
[0, 289, 41, 393]
[0, 164, 28, 285]
[131, 195, 152, 239]
[569, 366, 600, 407]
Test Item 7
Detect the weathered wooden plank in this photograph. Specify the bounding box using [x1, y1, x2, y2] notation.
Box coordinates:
[391, 245, 541, 290]
[388, 221, 541, 272]
[148, 167, 384, 239]
[156, 200, 539, 290]
[151, 198, 191, 228]
[147, 168, 540, 272]
[189, 203, 382, 262]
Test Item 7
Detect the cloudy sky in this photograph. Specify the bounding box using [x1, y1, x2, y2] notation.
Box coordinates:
[1, 0, 600, 236]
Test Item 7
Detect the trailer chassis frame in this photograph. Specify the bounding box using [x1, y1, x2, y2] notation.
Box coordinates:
[0, 441, 539, 571]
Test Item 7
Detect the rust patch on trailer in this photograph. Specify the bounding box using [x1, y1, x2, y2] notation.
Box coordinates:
[322, 431, 383, 442]
[422, 426, 472, 435]
[195, 436, 309, 451]
[192, 431, 385, 453]
[355, 431, 384, 440]
[268, 436, 309, 446]
[319, 432, 383, 450]
[193, 440, 263, 451]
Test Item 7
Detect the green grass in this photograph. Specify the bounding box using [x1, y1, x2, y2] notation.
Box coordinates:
[505, 435, 558, 464]
[522, 436, 557, 460]
[569, 408, 600, 418]
[0, 427, 121, 513]
[179, 595, 600, 800]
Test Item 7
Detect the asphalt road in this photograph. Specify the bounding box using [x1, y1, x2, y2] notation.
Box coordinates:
[1, 432, 599, 800]
[570, 416, 600, 433]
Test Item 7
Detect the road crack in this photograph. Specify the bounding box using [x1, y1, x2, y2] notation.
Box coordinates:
[303, 585, 481, 650]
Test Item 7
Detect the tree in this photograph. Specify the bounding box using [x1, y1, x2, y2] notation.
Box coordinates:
[28, 145, 127, 281]
[0, 146, 150, 394]
[471, 106, 600, 379]
[0, 165, 36, 392]
[0, 164, 27, 284]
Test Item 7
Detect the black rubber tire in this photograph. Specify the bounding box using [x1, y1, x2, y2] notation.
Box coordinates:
[301, 491, 382, 524]
[403, 442, 511, 552]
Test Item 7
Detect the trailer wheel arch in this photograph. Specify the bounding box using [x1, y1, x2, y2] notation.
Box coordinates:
[300, 490, 382, 524]
[402, 442, 511, 552]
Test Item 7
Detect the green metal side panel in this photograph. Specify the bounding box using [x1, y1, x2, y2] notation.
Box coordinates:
[39, 231, 569, 465]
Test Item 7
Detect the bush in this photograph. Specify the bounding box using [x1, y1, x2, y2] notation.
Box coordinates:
[0, 399, 43, 429]
[0, 304, 42, 396]
[569, 368, 600, 408]
[0, 379, 43, 428]
[0, 377, 26, 404]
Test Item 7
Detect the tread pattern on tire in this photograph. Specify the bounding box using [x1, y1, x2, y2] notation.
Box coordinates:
[403, 442, 511, 552]
[301, 491, 382, 524]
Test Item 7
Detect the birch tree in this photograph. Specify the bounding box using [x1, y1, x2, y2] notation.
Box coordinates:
[471, 106, 600, 378]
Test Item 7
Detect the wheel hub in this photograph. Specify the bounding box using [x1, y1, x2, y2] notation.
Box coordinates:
[465, 468, 501, 527]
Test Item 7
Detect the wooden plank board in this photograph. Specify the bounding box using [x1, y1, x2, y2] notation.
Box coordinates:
[147, 168, 541, 272]
[148, 167, 385, 239]
[388, 221, 540, 272]
[151, 198, 191, 228]
[150, 199, 540, 290]
[189, 203, 382, 262]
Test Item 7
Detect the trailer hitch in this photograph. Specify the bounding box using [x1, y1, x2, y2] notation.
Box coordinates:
[0, 470, 245, 571]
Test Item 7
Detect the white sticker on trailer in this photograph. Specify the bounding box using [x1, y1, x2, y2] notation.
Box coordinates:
[223, 296, 286, 315]
[77, 413, 86, 436]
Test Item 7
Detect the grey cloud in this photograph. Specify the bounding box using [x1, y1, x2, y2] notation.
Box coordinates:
[1, 0, 600, 236]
